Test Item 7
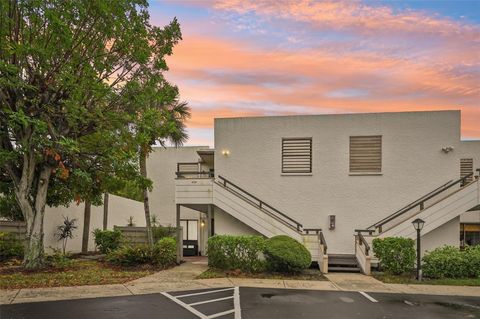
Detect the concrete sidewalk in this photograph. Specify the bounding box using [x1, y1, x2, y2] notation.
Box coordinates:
[2, 259, 480, 305]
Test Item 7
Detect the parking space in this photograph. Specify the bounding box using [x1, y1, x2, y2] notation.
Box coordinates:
[1, 287, 479, 319]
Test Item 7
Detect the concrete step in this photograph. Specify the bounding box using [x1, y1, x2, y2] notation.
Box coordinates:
[328, 266, 361, 273]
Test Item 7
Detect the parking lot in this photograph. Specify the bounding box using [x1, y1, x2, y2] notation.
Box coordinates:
[1, 287, 479, 319]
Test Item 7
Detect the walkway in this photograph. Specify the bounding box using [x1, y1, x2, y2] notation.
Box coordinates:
[2, 258, 480, 305]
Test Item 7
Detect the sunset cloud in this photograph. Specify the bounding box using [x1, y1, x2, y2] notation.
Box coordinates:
[153, 0, 480, 143]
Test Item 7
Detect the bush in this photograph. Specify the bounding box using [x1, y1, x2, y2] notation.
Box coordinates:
[152, 237, 177, 268]
[372, 237, 415, 275]
[422, 246, 469, 279]
[106, 238, 177, 267]
[207, 235, 266, 273]
[93, 229, 122, 254]
[46, 249, 74, 269]
[0, 232, 24, 261]
[465, 245, 480, 278]
[264, 235, 311, 273]
[152, 225, 176, 242]
[106, 245, 152, 266]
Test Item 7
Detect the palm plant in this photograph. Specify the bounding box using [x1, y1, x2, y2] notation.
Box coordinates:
[56, 217, 78, 255]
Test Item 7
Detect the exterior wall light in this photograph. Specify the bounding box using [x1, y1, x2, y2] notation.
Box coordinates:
[412, 218, 425, 280]
[441, 146, 454, 153]
[222, 150, 230, 156]
[329, 215, 335, 230]
[200, 220, 205, 227]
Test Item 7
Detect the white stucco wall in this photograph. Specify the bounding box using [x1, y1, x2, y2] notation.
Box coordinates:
[213, 207, 261, 236]
[44, 194, 144, 253]
[146, 146, 210, 225]
[422, 217, 460, 253]
[214, 110, 480, 254]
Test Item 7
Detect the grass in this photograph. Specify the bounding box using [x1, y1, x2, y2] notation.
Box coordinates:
[197, 268, 326, 281]
[374, 273, 480, 286]
[0, 259, 158, 289]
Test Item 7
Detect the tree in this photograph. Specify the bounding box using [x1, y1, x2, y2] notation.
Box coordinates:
[0, 0, 183, 268]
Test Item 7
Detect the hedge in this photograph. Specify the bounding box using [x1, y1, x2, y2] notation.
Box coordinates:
[264, 235, 311, 273]
[422, 245, 480, 279]
[207, 235, 266, 273]
[0, 232, 24, 261]
[93, 229, 122, 254]
[106, 238, 177, 268]
[372, 237, 415, 275]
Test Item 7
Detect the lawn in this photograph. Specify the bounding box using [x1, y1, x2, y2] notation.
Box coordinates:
[0, 259, 158, 289]
[197, 268, 326, 281]
[374, 273, 480, 286]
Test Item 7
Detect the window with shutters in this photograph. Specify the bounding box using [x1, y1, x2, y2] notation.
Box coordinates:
[349, 135, 382, 174]
[460, 158, 473, 185]
[282, 138, 312, 174]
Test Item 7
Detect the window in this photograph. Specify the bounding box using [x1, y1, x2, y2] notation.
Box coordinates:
[460, 158, 473, 185]
[349, 135, 382, 174]
[282, 138, 312, 174]
[180, 219, 198, 241]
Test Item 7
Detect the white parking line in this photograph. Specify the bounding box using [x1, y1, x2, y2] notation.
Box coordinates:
[175, 287, 235, 299]
[359, 291, 378, 303]
[161, 292, 208, 319]
[188, 296, 234, 306]
[208, 309, 235, 318]
[233, 286, 241, 319]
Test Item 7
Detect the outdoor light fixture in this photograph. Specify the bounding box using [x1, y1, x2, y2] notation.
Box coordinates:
[441, 146, 454, 153]
[412, 218, 425, 280]
[200, 220, 205, 227]
[329, 215, 335, 230]
[222, 149, 230, 156]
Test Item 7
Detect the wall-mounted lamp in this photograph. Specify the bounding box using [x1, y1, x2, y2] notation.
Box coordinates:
[222, 149, 230, 156]
[329, 215, 335, 230]
[200, 220, 205, 227]
[441, 146, 454, 153]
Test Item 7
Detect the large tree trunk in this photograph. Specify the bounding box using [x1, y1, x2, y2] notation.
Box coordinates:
[81, 199, 92, 253]
[15, 166, 52, 269]
[103, 193, 109, 230]
[140, 148, 154, 247]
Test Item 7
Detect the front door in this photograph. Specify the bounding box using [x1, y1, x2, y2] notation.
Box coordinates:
[180, 219, 199, 256]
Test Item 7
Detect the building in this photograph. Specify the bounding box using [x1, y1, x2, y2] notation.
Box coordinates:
[146, 110, 480, 273]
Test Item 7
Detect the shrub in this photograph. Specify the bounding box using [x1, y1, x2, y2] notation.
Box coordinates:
[372, 237, 415, 275]
[152, 225, 176, 242]
[106, 245, 152, 266]
[55, 216, 77, 255]
[465, 245, 480, 278]
[422, 246, 469, 279]
[207, 235, 266, 273]
[264, 235, 311, 273]
[46, 249, 74, 269]
[0, 232, 24, 261]
[152, 237, 177, 268]
[93, 229, 122, 254]
[106, 238, 177, 267]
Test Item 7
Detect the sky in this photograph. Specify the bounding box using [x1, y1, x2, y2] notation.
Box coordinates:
[149, 0, 480, 146]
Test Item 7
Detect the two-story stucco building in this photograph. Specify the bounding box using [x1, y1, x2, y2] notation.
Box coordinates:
[146, 110, 480, 273]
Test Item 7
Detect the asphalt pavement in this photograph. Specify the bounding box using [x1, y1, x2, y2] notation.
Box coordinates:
[1, 287, 479, 319]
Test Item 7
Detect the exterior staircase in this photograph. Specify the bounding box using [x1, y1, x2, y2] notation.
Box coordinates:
[354, 170, 480, 275]
[328, 254, 361, 273]
[175, 175, 329, 272]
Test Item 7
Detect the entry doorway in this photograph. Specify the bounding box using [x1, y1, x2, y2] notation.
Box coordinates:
[460, 223, 480, 248]
[180, 219, 198, 256]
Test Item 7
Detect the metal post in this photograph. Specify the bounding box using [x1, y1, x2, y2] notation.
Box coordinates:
[176, 204, 182, 264]
[416, 228, 421, 280]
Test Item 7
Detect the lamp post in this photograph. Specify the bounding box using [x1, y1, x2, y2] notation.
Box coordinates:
[412, 218, 425, 281]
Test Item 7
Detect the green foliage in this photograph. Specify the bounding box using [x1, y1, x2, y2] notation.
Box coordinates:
[55, 216, 77, 254]
[465, 245, 480, 278]
[45, 249, 73, 269]
[264, 235, 311, 273]
[207, 235, 266, 273]
[422, 246, 473, 279]
[152, 237, 177, 268]
[93, 229, 122, 254]
[106, 238, 177, 267]
[0, 179, 23, 221]
[372, 237, 415, 275]
[0, 232, 24, 261]
[152, 225, 176, 242]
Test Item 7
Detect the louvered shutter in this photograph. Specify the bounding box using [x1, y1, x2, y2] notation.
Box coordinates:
[460, 158, 473, 184]
[349, 136, 382, 173]
[282, 138, 312, 174]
